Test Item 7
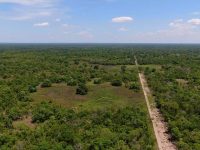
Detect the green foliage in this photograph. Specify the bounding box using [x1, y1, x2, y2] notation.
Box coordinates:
[17, 91, 30, 102]
[129, 82, 140, 92]
[111, 80, 122, 86]
[28, 85, 37, 93]
[0, 45, 178, 149]
[0, 134, 16, 149]
[138, 48, 200, 149]
[32, 102, 58, 123]
[93, 78, 101, 84]
[41, 79, 52, 88]
[121, 65, 127, 73]
[21, 106, 154, 149]
[67, 78, 77, 86]
[76, 84, 88, 95]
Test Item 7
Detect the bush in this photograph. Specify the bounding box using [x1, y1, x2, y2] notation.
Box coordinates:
[67, 79, 77, 86]
[41, 80, 52, 88]
[111, 80, 122, 86]
[7, 107, 22, 120]
[28, 86, 37, 93]
[76, 84, 88, 95]
[129, 82, 140, 92]
[121, 65, 126, 73]
[94, 79, 101, 84]
[32, 102, 56, 123]
[94, 65, 99, 70]
[17, 91, 30, 102]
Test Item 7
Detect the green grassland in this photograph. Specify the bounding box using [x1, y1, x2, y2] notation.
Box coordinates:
[31, 82, 146, 110]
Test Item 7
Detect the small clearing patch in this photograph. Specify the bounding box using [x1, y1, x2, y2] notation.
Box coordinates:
[13, 116, 36, 129]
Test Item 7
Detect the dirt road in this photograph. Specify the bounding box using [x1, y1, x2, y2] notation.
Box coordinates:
[135, 57, 177, 150]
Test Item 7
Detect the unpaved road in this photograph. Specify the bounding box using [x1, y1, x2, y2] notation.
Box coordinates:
[135, 57, 177, 150]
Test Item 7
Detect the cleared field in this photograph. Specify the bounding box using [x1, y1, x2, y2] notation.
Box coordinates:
[31, 83, 146, 110]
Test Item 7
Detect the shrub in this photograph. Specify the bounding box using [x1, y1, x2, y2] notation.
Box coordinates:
[32, 102, 56, 123]
[76, 84, 88, 95]
[111, 80, 122, 86]
[77, 78, 86, 85]
[7, 107, 22, 120]
[67, 79, 77, 86]
[94, 65, 99, 70]
[17, 91, 30, 102]
[41, 80, 52, 88]
[129, 82, 140, 92]
[74, 60, 79, 65]
[94, 79, 101, 84]
[121, 65, 126, 73]
[28, 86, 37, 93]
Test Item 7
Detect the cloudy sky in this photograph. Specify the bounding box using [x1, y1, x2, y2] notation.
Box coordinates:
[0, 0, 200, 43]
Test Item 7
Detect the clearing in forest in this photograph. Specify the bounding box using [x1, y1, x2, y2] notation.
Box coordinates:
[30, 82, 145, 110]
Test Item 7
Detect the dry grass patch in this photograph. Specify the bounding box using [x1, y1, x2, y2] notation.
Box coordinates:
[13, 116, 36, 129]
[31, 83, 87, 108]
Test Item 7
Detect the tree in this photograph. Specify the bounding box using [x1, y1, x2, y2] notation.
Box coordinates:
[67, 79, 77, 86]
[94, 79, 101, 84]
[121, 66, 126, 73]
[111, 80, 122, 86]
[32, 102, 56, 123]
[129, 82, 140, 92]
[41, 80, 52, 88]
[76, 84, 88, 95]
[28, 85, 37, 93]
[94, 65, 99, 70]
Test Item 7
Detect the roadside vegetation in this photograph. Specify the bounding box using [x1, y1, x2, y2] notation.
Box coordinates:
[137, 47, 200, 150]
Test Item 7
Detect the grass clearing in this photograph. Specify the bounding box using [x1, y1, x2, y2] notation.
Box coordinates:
[31, 82, 146, 110]
[31, 83, 87, 108]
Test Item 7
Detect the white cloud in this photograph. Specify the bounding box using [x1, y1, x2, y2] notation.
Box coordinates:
[62, 24, 72, 28]
[62, 24, 79, 30]
[132, 18, 200, 43]
[112, 16, 133, 23]
[0, 0, 63, 21]
[119, 27, 128, 31]
[8, 11, 52, 21]
[188, 18, 200, 25]
[78, 31, 94, 39]
[0, 0, 54, 6]
[169, 19, 183, 27]
[55, 18, 61, 22]
[192, 12, 200, 15]
[34, 22, 49, 27]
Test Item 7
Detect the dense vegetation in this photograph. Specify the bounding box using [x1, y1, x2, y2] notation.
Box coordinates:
[136, 47, 200, 150]
[2, 43, 200, 149]
[0, 44, 155, 150]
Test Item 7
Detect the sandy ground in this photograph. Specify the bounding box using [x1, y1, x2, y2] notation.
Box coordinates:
[135, 57, 177, 150]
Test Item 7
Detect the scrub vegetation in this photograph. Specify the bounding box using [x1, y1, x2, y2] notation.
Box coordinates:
[1, 44, 200, 150]
[0, 44, 156, 150]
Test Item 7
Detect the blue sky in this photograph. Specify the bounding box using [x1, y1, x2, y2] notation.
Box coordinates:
[0, 0, 200, 43]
